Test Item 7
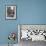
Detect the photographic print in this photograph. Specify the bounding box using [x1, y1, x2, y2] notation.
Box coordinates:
[6, 5, 16, 20]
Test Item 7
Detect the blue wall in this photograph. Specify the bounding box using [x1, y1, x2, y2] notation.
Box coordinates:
[0, 0, 46, 44]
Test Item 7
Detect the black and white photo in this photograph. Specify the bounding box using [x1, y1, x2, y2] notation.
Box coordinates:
[6, 5, 16, 20]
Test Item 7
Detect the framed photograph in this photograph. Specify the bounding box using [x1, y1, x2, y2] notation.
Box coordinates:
[6, 5, 16, 20]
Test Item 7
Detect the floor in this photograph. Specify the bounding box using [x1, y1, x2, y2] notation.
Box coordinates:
[0, 40, 46, 46]
[0, 44, 18, 46]
[19, 39, 46, 46]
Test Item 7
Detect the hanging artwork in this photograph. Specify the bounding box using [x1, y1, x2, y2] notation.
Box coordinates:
[6, 5, 16, 20]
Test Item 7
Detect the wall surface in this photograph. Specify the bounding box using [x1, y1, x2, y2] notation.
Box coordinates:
[0, 0, 46, 44]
